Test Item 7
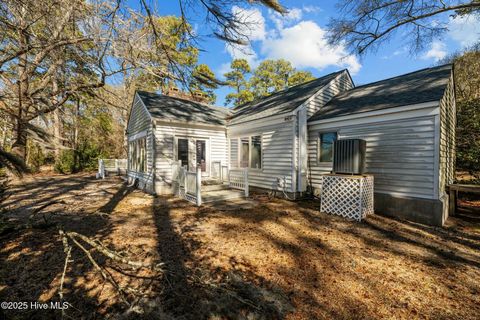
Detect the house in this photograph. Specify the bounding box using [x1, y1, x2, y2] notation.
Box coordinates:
[226, 69, 354, 194]
[307, 64, 455, 226]
[126, 64, 455, 226]
[126, 91, 231, 194]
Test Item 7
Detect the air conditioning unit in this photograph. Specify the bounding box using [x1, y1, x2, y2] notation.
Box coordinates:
[333, 139, 366, 175]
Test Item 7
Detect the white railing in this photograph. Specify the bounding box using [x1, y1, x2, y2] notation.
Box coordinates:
[211, 161, 221, 180]
[172, 160, 202, 206]
[97, 158, 127, 179]
[228, 168, 249, 197]
[221, 165, 229, 182]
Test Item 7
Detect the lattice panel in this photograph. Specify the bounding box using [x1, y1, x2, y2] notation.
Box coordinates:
[320, 175, 374, 221]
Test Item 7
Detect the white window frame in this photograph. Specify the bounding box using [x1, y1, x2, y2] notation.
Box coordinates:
[236, 135, 263, 170]
[129, 136, 147, 173]
[317, 131, 337, 164]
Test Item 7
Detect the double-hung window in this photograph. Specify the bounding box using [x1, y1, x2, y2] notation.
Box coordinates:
[238, 135, 262, 169]
[318, 132, 337, 163]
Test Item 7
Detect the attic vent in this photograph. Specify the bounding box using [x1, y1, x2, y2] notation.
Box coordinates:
[333, 139, 366, 175]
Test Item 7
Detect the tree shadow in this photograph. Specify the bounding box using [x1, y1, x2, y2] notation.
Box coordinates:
[150, 197, 294, 319]
[0, 174, 138, 319]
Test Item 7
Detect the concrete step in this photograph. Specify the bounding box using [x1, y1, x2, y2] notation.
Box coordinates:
[202, 189, 245, 203]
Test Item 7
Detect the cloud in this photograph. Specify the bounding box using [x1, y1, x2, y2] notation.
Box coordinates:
[261, 20, 361, 74]
[448, 15, 480, 48]
[269, 8, 303, 29]
[231, 6, 266, 41]
[422, 41, 447, 61]
[302, 5, 322, 14]
[225, 43, 258, 66]
[224, 7, 361, 75]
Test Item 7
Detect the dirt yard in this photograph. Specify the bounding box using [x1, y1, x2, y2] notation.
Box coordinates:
[1, 173, 479, 319]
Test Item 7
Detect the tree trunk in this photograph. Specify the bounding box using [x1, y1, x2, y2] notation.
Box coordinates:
[11, 120, 27, 160]
[12, 6, 30, 161]
[53, 108, 62, 160]
[73, 98, 80, 171]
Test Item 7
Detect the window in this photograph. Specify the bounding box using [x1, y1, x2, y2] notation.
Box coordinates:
[238, 136, 262, 169]
[177, 138, 188, 167]
[240, 137, 249, 168]
[250, 136, 262, 169]
[319, 132, 337, 163]
[129, 137, 147, 172]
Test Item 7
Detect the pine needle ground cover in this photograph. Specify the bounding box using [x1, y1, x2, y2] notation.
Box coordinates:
[1, 173, 479, 319]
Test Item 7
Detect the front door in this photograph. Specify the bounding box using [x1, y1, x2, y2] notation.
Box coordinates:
[196, 140, 207, 173]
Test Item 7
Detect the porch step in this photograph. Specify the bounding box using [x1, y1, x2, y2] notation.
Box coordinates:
[202, 183, 229, 192]
[202, 189, 245, 203]
[201, 179, 224, 186]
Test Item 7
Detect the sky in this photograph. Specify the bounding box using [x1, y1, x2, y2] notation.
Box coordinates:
[140, 0, 480, 106]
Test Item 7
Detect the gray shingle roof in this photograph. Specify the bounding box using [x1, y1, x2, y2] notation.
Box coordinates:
[309, 64, 452, 122]
[229, 70, 345, 124]
[137, 91, 231, 126]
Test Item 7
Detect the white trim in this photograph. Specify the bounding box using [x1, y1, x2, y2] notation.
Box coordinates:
[433, 114, 440, 199]
[291, 111, 297, 193]
[228, 112, 296, 131]
[173, 135, 212, 177]
[128, 129, 148, 141]
[292, 70, 349, 114]
[155, 119, 226, 130]
[308, 101, 439, 126]
[236, 135, 263, 170]
[297, 106, 308, 192]
[136, 92, 154, 121]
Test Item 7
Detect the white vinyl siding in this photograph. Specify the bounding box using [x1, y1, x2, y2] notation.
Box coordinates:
[229, 138, 238, 168]
[228, 116, 295, 192]
[438, 75, 456, 196]
[308, 113, 438, 199]
[126, 95, 155, 191]
[306, 71, 354, 118]
[154, 123, 227, 184]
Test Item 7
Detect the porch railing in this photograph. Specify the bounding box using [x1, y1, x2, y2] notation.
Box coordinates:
[97, 158, 127, 179]
[172, 160, 202, 206]
[228, 168, 249, 197]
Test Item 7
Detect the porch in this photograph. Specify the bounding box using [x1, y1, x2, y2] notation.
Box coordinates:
[171, 161, 249, 205]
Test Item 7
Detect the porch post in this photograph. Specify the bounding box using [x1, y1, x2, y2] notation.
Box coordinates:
[196, 166, 202, 206]
[244, 168, 249, 198]
[184, 167, 188, 194]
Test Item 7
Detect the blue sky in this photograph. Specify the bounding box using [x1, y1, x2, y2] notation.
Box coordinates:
[136, 0, 480, 106]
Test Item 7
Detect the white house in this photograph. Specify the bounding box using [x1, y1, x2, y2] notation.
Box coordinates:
[126, 64, 456, 226]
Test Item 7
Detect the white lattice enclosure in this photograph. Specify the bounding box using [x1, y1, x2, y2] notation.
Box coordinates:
[320, 174, 374, 221]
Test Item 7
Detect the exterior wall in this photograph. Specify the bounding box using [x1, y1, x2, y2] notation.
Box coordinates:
[438, 75, 456, 197]
[306, 70, 354, 118]
[228, 114, 296, 192]
[126, 94, 155, 193]
[307, 103, 446, 225]
[154, 121, 227, 194]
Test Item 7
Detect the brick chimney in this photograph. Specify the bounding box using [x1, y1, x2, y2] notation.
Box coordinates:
[164, 87, 210, 104]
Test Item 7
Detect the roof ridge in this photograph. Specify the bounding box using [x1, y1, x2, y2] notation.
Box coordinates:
[137, 90, 231, 113]
[350, 64, 452, 91]
[233, 69, 345, 111]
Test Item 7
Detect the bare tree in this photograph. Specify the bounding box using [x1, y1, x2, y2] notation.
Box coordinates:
[0, 0, 287, 161]
[328, 0, 480, 55]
